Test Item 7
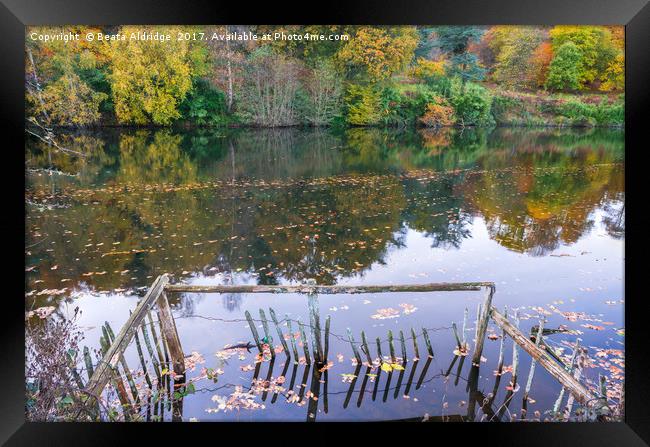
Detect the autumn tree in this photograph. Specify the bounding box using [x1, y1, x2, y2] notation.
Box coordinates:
[492, 27, 545, 89]
[528, 42, 553, 88]
[336, 26, 419, 83]
[103, 26, 206, 125]
[26, 26, 108, 127]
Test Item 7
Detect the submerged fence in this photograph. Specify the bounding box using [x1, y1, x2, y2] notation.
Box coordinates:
[75, 274, 611, 422]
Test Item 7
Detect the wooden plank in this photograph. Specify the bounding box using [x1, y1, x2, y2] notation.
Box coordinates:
[156, 290, 185, 376]
[83, 274, 169, 403]
[490, 307, 595, 406]
[164, 282, 494, 294]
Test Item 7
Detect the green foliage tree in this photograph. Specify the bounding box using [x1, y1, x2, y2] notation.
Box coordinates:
[549, 26, 618, 89]
[179, 78, 228, 126]
[545, 42, 583, 91]
[434, 26, 486, 91]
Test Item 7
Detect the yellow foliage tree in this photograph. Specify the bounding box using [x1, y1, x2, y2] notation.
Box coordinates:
[103, 26, 201, 125]
[337, 26, 419, 82]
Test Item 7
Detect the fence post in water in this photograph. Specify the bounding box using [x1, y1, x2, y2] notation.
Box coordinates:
[156, 291, 185, 377]
[553, 338, 579, 414]
[493, 306, 508, 383]
[131, 315, 153, 389]
[376, 337, 383, 362]
[286, 316, 300, 362]
[472, 285, 494, 366]
[245, 310, 263, 354]
[147, 311, 166, 372]
[323, 316, 331, 363]
[269, 308, 290, 358]
[298, 319, 311, 365]
[99, 335, 132, 420]
[307, 289, 323, 363]
[399, 330, 407, 364]
[140, 318, 162, 380]
[475, 303, 482, 341]
[361, 330, 373, 366]
[258, 309, 275, 358]
[422, 328, 434, 358]
[104, 322, 140, 407]
[452, 322, 463, 352]
[388, 330, 396, 364]
[411, 328, 420, 360]
[522, 318, 545, 418]
[462, 307, 468, 346]
[511, 310, 520, 389]
[347, 328, 362, 364]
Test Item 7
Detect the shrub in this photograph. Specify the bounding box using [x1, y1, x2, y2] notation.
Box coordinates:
[419, 96, 456, 127]
[378, 84, 438, 126]
[345, 84, 382, 126]
[491, 94, 522, 123]
[449, 81, 494, 126]
[179, 79, 228, 126]
[410, 57, 446, 80]
[554, 97, 623, 127]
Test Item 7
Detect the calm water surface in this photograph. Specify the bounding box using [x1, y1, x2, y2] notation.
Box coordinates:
[25, 127, 624, 421]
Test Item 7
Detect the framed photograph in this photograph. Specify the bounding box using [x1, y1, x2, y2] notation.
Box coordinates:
[2, 0, 648, 444]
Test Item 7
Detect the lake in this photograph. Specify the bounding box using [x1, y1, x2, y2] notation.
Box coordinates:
[25, 126, 624, 421]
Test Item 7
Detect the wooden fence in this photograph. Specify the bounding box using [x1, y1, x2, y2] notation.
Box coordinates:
[78, 275, 610, 421]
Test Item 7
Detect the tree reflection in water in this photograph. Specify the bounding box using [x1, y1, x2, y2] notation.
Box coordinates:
[25, 127, 624, 309]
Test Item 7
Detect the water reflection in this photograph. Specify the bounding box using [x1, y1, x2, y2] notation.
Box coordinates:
[25, 127, 624, 309]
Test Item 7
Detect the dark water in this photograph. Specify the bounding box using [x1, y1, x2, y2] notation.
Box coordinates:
[25, 127, 624, 421]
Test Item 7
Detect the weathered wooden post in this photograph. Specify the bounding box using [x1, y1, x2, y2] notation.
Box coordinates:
[156, 289, 185, 377]
[399, 330, 408, 365]
[323, 316, 331, 362]
[452, 322, 463, 352]
[361, 330, 373, 366]
[522, 318, 545, 418]
[387, 330, 396, 363]
[298, 319, 311, 365]
[347, 328, 362, 364]
[411, 328, 420, 360]
[306, 282, 324, 363]
[245, 310, 264, 354]
[422, 327, 434, 357]
[269, 307, 290, 358]
[472, 285, 494, 366]
[553, 339, 579, 414]
[286, 316, 300, 362]
[259, 309, 275, 358]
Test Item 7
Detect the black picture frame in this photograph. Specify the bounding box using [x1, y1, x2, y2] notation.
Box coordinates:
[1, 0, 647, 444]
